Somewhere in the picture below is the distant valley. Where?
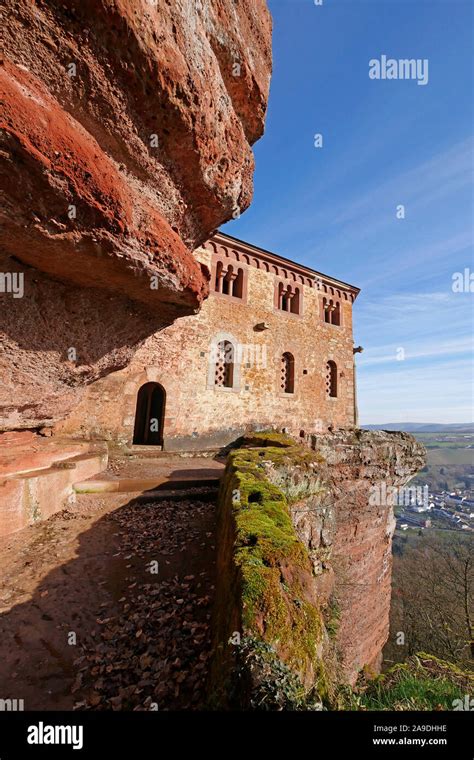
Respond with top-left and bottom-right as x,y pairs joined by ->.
362,422 -> 474,433
362,424 -> 474,489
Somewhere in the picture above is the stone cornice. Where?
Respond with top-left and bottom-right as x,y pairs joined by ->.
202,231 -> 360,302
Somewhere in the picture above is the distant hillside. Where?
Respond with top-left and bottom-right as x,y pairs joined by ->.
362,423 -> 474,433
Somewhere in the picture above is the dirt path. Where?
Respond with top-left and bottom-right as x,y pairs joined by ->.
0,459 -> 219,710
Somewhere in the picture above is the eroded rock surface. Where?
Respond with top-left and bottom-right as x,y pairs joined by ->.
211,430 -> 426,705
305,429 -> 426,683
0,0 -> 272,428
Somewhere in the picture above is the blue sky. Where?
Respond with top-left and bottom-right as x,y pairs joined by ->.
222,0 -> 473,424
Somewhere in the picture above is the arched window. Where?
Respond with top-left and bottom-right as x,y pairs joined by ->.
323,297 -> 331,323
290,287 -> 300,314
281,352 -> 295,394
233,268 -> 244,298
326,360 -> 337,398
323,298 -> 341,325
277,282 -> 301,314
278,282 -> 288,311
222,265 -> 233,296
215,340 -> 234,388
214,260 -> 224,292
213,260 -> 246,300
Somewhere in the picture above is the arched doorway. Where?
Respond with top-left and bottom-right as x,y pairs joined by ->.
133,382 -> 166,445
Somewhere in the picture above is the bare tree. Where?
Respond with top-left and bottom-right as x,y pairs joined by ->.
386,532 -> 473,667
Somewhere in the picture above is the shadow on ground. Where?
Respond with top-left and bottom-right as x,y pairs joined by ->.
0,486 -> 217,711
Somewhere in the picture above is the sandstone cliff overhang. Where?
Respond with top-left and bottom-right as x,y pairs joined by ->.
0,0 -> 272,429
0,0 -> 272,315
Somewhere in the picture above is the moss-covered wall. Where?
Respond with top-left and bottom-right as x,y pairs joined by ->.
209,432 -> 334,709
209,429 -> 426,707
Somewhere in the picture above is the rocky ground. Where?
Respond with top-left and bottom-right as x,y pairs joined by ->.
0,460 -> 218,710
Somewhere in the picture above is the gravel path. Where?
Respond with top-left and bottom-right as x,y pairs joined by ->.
0,474 -> 218,711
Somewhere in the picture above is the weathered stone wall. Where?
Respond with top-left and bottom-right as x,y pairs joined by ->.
0,0 -> 272,429
55,239 -> 357,448
209,433 -> 329,709
209,430 -> 425,706
0,258 -> 168,430
299,429 -> 426,683
0,432 -> 108,537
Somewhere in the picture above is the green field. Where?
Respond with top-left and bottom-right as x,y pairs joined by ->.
409,433 -> 473,490
426,448 -> 474,465
413,433 -> 474,466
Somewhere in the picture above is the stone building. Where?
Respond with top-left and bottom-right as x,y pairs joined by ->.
56,232 -> 360,450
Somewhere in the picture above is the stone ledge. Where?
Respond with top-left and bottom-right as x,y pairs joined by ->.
0,435 -> 108,536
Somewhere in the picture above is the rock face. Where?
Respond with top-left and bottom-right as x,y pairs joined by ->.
210,433 -> 329,709
303,429 -> 426,683
0,0 -> 272,429
211,430 -> 425,706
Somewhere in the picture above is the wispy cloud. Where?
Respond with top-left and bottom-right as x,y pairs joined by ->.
224,1 -> 473,424
360,230 -> 473,288
331,137 -> 473,228
358,357 -> 474,424
356,288 -> 473,422
358,337 -> 473,367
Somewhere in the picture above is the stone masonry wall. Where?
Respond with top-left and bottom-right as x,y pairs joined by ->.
55,241 -> 358,449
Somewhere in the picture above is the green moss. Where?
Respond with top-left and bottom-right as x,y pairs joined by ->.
240,430 -> 298,448
325,596 -> 341,640
213,438 -> 329,704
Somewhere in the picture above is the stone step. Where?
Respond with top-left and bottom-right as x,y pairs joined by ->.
73,474 -> 221,494
119,485 -> 219,503
0,432 -> 99,479
123,444 -> 163,455
0,446 -> 108,537
121,446 -> 221,459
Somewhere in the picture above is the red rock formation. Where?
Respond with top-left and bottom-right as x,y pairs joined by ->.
302,429 -> 426,683
0,0 -> 272,428
211,430 -> 426,704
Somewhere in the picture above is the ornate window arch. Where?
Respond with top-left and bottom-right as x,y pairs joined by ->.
322,297 -> 341,326
212,257 -> 247,300
281,352 -> 295,394
275,281 -> 303,315
207,332 -> 241,391
326,360 -> 337,398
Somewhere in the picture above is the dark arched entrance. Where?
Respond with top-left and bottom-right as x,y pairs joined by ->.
133,382 -> 165,445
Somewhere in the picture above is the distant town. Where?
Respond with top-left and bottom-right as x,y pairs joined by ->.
364,425 -> 474,534
396,487 -> 474,533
